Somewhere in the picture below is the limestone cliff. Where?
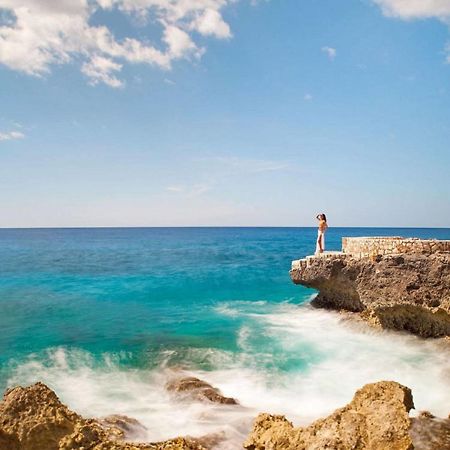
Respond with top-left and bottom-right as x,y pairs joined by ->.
290,247 -> 450,338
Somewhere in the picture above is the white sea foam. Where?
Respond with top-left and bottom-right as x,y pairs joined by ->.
5,301 -> 450,449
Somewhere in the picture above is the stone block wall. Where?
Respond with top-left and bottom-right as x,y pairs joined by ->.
342,237 -> 450,258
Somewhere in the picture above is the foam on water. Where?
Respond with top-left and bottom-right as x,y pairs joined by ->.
5,301 -> 450,449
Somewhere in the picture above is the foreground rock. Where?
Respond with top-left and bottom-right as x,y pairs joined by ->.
166,376 -> 238,405
244,381 -> 415,450
2,380 -> 448,449
0,382 -> 207,450
290,252 -> 450,338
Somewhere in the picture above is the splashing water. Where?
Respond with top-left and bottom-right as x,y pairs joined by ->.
1,228 -> 449,448
5,301 -> 450,448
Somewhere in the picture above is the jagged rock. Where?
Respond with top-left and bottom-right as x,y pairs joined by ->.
0,382 -> 83,450
244,381 -> 415,450
290,253 -> 450,337
0,382 -> 207,450
166,376 -> 238,405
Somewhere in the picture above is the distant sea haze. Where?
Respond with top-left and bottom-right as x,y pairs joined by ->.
1,227 -> 449,447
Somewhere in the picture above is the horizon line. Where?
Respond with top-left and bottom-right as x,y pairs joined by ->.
0,226 -> 449,230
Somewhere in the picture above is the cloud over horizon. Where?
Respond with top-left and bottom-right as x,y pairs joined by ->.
0,0 -> 235,87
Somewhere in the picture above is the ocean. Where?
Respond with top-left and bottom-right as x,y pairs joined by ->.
0,227 -> 449,447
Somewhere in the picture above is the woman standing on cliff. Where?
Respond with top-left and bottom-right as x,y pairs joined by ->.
316,214 -> 328,254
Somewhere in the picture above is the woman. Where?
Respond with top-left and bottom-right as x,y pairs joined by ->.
315,213 -> 328,254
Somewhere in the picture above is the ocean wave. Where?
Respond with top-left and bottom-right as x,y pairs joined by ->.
4,303 -> 450,448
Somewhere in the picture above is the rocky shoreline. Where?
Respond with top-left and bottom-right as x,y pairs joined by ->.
2,236 -> 449,449
290,237 -> 450,338
1,378 -> 449,450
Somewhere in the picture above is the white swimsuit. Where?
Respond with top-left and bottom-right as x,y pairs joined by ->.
316,228 -> 325,254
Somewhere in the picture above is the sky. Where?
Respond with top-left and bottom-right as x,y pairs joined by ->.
0,0 -> 450,228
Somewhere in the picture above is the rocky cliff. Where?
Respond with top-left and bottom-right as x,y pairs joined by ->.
290,250 -> 450,338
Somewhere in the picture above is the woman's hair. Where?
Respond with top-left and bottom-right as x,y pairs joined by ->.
321,213 -> 327,222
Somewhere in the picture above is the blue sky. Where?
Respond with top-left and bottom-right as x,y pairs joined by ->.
1,0 -> 449,227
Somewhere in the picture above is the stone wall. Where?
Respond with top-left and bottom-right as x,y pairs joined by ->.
342,237 -> 450,258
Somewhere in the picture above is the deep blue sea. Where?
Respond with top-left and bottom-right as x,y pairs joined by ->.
1,227 -> 449,447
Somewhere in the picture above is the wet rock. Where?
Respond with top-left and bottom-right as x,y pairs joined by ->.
244,381 -> 415,450
99,415 -> 148,441
166,376 -> 238,405
290,253 -> 450,337
0,382 -> 207,450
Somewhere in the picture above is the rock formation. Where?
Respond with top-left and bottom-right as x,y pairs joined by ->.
166,376 -> 238,405
1,380 -> 448,450
290,250 -> 450,338
244,381 -> 416,450
0,382 -> 207,450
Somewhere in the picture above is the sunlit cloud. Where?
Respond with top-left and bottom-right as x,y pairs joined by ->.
372,0 -> 450,63
0,0 -> 239,87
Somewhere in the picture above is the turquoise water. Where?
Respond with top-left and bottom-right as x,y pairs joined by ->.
1,227 -> 449,447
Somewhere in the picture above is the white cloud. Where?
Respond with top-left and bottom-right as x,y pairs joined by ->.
0,0 -> 236,87
372,1 -> 450,63
189,8 -> 232,38
81,56 -> 124,87
372,0 -> 450,20
321,46 -> 336,60
0,130 -> 25,141
304,93 -> 313,101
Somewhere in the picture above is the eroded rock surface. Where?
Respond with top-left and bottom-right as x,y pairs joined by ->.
0,382 -> 207,450
290,253 -> 450,337
244,381 -> 415,450
166,376 -> 238,405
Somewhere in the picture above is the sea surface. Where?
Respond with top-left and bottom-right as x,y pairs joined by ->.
1,227 -> 449,447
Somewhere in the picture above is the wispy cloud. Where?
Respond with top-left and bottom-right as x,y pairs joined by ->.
0,130 -> 25,141
321,46 -> 336,60
0,0 -> 241,88
166,183 -> 211,197
304,93 -> 313,101
207,156 -> 289,174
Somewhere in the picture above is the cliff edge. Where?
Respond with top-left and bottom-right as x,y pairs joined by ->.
290,237 -> 450,338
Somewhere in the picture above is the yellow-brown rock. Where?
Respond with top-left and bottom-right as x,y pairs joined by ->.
244,381 -> 414,450
0,382 -> 207,450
